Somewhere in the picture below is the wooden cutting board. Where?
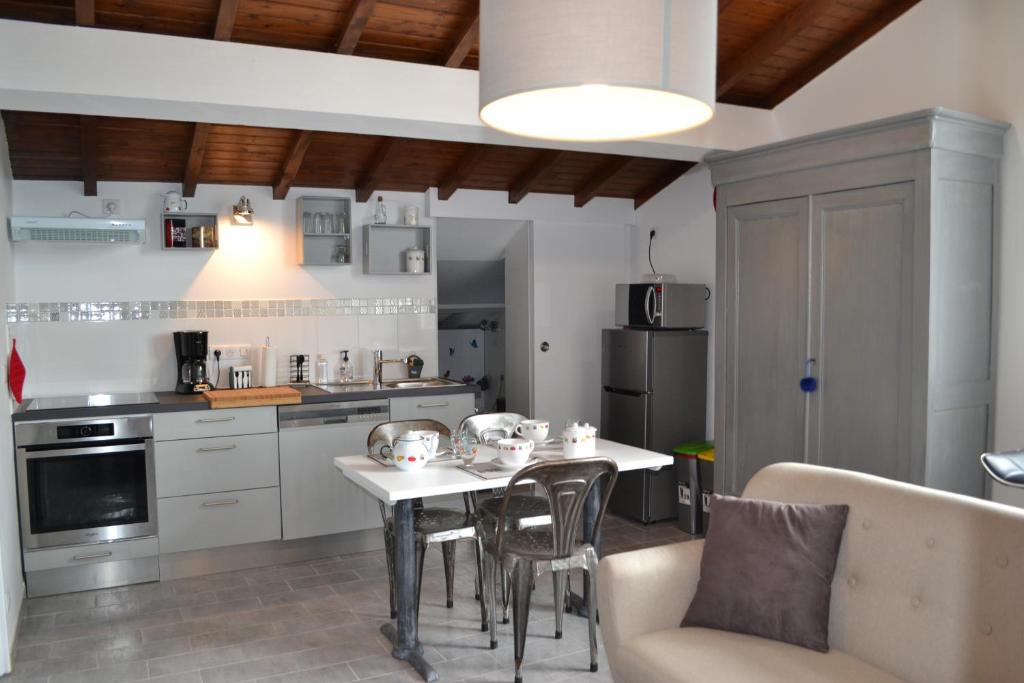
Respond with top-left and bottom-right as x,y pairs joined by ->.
204,386 -> 302,409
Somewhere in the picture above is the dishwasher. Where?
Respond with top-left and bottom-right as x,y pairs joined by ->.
278,399 -> 389,540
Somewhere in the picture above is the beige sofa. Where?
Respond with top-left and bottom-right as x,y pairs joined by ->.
598,463 -> 1024,683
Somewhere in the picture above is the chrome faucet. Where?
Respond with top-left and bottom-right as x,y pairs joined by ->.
373,349 -> 407,387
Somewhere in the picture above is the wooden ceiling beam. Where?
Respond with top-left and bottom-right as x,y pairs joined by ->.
508,150 -> 564,204
633,161 -> 695,209
717,0 -> 840,99
355,137 -> 402,203
574,156 -> 633,208
443,12 -> 479,68
336,0 -> 378,54
213,0 -> 239,41
438,144 -> 487,200
763,0 -> 923,108
718,0 -> 735,12
79,115 -> 97,196
273,130 -> 314,200
182,123 -> 211,198
75,0 -> 95,26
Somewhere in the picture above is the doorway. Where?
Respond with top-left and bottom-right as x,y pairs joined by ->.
435,218 -> 529,414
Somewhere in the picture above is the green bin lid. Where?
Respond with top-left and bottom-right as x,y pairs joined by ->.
673,440 -> 714,457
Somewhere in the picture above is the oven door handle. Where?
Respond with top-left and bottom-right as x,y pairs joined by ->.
17,441 -> 150,461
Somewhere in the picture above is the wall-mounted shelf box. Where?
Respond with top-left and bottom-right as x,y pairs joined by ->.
363,223 -> 431,275
162,213 -> 219,250
297,196 -> 351,266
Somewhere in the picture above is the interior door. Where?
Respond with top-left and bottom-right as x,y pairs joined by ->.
807,183 -> 914,481
531,221 -> 626,430
723,197 -> 810,494
504,223 -> 533,417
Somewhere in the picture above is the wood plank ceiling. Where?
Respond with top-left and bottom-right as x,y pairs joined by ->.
0,0 -> 922,108
0,111 -> 695,207
0,0 -> 921,203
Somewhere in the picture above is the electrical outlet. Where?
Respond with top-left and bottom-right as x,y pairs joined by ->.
211,344 -> 251,363
102,199 -> 120,216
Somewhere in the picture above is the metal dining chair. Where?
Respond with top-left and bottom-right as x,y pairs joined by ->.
478,457 -> 619,683
459,413 -> 554,622
368,419 -> 488,631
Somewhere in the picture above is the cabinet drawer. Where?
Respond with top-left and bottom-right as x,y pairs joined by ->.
24,537 -> 159,572
158,487 -> 281,554
156,433 -> 279,498
154,407 -> 277,442
389,393 -> 476,434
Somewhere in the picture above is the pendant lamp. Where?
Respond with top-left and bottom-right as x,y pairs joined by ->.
479,0 -> 717,142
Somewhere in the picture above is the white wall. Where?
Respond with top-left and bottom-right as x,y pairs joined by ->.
769,0 -> 1024,453
9,181 -> 440,393
0,114 -> 20,674
628,166 -> 717,438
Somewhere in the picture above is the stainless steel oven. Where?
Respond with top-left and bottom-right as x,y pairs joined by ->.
15,415 -> 157,550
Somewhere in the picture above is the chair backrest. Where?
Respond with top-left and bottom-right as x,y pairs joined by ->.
459,412 -> 527,444
366,419 -> 451,454
743,462 -> 1024,683
498,457 -> 618,558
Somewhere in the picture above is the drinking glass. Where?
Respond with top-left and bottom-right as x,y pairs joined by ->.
453,432 -> 479,466
302,212 -> 313,234
314,213 -> 326,234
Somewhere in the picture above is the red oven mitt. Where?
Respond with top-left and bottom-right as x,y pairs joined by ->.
8,339 -> 25,404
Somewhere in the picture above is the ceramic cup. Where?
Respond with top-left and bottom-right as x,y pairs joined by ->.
495,437 -> 534,468
405,248 -> 425,274
515,419 -> 549,443
391,433 -> 429,472
407,430 -> 439,459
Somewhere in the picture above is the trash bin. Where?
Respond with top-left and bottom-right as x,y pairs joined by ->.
673,441 -> 714,535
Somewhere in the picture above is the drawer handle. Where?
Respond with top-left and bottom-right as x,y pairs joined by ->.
72,551 -> 113,561
202,499 -> 240,508
417,402 -> 449,408
196,416 -> 236,424
197,444 -> 238,453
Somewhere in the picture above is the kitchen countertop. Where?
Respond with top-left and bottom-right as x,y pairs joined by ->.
12,382 -> 479,422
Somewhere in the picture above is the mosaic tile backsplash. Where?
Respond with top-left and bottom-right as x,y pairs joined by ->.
6,297 -> 436,323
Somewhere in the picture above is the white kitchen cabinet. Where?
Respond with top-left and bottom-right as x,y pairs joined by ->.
155,433 -> 280,498
157,487 -> 282,554
154,407 -> 276,441
389,392 -> 476,433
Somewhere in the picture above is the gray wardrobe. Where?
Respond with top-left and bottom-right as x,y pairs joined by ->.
707,109 -> 1007,498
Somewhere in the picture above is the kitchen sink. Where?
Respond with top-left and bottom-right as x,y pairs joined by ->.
314,377 -> 464,393
383,377 -> 464,389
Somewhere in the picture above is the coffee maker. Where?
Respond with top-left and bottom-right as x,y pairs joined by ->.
173,331 -> 211,394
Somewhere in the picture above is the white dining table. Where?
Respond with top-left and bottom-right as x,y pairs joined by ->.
334,439 -> 673,682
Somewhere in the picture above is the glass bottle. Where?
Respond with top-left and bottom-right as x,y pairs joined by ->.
338,350 -> 354,383
316,354 -> 330,384
373,196 -> 388,224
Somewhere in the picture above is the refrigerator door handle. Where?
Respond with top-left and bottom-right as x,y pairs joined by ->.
603,386 -> 646,397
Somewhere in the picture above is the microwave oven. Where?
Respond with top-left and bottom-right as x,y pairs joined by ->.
615,283 -> 706,329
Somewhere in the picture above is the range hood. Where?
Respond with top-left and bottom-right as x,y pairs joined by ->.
9,216 -> 147,244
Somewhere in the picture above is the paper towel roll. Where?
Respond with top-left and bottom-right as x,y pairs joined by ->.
259,339 -> 278,387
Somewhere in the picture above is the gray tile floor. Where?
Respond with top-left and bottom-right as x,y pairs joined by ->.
3,515 -> 690,683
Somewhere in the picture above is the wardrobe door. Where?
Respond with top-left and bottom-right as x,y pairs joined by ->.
807,183 -> 915,481
722,197 -> 810,494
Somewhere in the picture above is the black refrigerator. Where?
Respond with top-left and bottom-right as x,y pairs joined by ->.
601,328 -> 708,523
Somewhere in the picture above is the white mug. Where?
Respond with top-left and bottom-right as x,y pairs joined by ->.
405,248 -> 425,274
163,191 -> 188,213
496,437 -> 534,468
516,419 -> 549,443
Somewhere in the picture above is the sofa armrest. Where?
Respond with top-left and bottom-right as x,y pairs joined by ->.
598,540 -> 704,655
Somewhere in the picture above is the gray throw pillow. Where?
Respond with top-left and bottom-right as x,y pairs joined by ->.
681,494 -> 849,652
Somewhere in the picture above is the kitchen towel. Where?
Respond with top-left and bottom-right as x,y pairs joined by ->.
259,341 -> 278,387
8,339 -> 25,404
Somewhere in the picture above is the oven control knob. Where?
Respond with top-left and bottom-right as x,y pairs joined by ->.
79,426 -> 93,437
